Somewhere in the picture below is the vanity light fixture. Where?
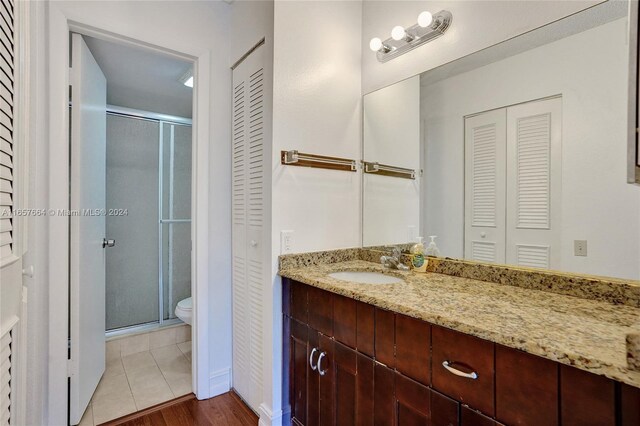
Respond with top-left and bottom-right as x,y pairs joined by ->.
369,10 -> 452,63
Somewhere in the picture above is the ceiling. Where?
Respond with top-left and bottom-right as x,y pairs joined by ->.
84,36 -> 193,118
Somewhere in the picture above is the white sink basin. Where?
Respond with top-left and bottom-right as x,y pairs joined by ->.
328,271 -> 404,284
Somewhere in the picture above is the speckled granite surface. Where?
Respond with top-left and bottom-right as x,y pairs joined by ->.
279,252 -> 640,388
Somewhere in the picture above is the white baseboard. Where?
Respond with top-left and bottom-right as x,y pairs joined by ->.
258,403 -> 285,426
208,368 -> 231,397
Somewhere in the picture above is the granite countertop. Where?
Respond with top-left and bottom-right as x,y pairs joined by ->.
279,259 -> 640,388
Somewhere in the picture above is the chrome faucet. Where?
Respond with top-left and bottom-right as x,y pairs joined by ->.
380,247 -> 410,271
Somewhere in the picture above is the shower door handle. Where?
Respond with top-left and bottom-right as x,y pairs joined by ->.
102,238 -> 116,248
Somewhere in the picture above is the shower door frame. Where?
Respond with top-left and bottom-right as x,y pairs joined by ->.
46,10 -> 219,423
104,106 -> 192,337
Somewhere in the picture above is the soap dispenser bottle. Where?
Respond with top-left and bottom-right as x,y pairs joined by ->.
425,235 -> 441,257
410,237 -> 428,272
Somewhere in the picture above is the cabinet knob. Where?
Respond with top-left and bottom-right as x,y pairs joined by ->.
480,232 -> 486,238
317,352 -> 328,376
309,347 -> 318,371
250,240 -> 258,247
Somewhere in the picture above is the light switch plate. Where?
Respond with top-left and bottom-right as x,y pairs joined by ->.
574,240 -> 587,257
281,230 -> 294,254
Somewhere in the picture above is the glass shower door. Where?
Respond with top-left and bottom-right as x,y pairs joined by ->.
160,122 -> 192,321
105,113 -> 192,332
105,115 -> 160,330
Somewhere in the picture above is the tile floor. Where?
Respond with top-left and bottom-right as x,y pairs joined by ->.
78,326 -> 192,426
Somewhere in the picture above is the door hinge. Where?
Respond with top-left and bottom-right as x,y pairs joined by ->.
67,358 -> 74,378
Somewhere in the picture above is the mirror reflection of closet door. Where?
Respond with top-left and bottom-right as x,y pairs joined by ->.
464,109 -> 507,264
505,98 -> 561,269
464,97 -> 561,269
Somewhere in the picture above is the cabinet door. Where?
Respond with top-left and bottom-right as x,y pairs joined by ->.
430,390 -> 459,426
357,353 -> 375,426
374,362 -> 396,425
395,372 -> 430,425
495,345 -> 558,425
318,333 -> 335,426
290,319 -> 309,426
560,365 -> 615,426
461,406 -> 499,426
307,330 -> 320,426
333,341 -> 358,426
621,383 -> 640,426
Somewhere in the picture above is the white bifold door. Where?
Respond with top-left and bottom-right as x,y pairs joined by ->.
465,97 -> 561,269
69,33 -> 108,425
231,44 -> 266,412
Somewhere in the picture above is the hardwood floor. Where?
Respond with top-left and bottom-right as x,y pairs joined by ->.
100,392 -> 259,426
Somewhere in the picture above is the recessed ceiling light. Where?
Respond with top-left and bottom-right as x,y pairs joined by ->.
179,69 -> 193,88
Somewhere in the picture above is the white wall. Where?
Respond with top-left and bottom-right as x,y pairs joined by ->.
362,0 -> 603,94
230,0 -> 274,64
363,75 -> 420,245
422,18 -> 640,280
270,0 -> 362,422
43,2 -> 232,423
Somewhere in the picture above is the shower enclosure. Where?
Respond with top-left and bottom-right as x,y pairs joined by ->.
105,107 -> 192,333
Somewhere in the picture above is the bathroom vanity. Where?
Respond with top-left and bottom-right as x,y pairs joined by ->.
280,249 -> 640,426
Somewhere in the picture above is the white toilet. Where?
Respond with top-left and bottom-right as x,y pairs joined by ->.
175,297 -> 192,325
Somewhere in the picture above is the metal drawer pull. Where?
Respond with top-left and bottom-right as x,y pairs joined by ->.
442,361 -> 478,380
317,352 -> 328,376
309,348 -> 318,371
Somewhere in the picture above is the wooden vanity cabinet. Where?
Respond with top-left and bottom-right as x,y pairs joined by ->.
283,279 -> 631,426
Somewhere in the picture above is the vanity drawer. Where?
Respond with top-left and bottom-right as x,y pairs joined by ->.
308,286 -> 333,336
432,325 -> 495,417
333,294 -> 357,349
395,313 -> 430,386
290,280 -> 308,323
374,308 -> 395,368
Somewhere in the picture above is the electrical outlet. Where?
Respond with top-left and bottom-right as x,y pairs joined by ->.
574,240 -> 588,257
281,230 -> 294,254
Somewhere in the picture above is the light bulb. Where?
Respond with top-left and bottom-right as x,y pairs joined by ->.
418,11 -> 433,28
369,37 -> 383,52
391,25 -> 406,41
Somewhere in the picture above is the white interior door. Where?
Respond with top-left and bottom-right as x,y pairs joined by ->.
506,97 -> 562,269
464,109 -> 507,263
231,44 -> 265,412
69,33 -> 107,425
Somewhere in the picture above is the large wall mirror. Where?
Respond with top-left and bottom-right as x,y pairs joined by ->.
362,1 -> 640,280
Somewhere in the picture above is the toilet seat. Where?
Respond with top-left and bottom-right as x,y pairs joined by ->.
175,297 -> 192,325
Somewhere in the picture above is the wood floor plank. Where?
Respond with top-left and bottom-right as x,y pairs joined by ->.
100,392 -> 258,426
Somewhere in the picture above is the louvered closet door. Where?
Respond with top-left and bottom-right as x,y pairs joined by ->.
231,44 -> 265,412
505,98 -> 561,269
0,0 -> 14,261
464,109 -> 507,264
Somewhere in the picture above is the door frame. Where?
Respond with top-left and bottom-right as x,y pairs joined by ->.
47,11 -> 212,425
